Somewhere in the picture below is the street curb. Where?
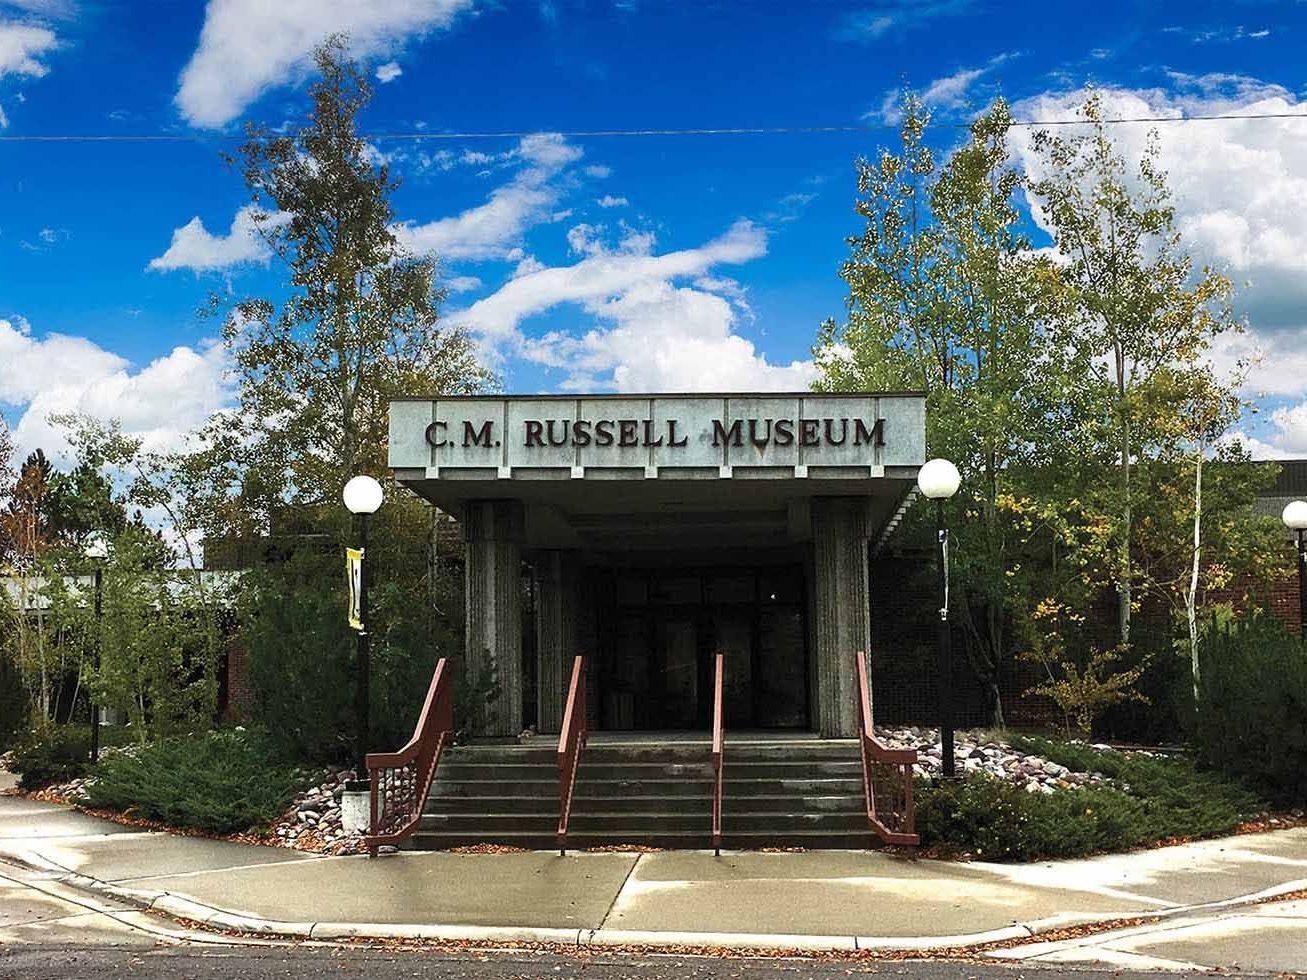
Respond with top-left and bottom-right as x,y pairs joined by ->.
5,844 -> 1306,954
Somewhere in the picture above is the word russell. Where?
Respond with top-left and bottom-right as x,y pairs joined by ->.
425,417 -> 886,450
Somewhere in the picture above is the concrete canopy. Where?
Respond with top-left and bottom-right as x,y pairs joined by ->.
389,393 -> 925,552
388,392 -> 926,737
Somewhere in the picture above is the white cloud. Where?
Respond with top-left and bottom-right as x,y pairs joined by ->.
375,60 -> 402,83
394,133 -> 583,260
566,222 -> 606,257
175,0 -> 474,128
1207,329 -> 1307,400
1224,431 -> 1292,461
1266,402 -> 1307,454
596,194 -> 628,208
0,19 -> 56,77
0,317 -> 231,460
584,165 -> 611,179
0,316 -> 126,405
1011,79 -> 1307,405
449,219 -> 815,391
874,51 -> 1016,122
0,17 -> 59,126
148,204 -> 282,273
445,274 -> 481,293
837,2 -> 974,42
1228,400 -> 1307,460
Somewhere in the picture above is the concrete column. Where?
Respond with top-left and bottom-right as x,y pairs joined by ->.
811,497 -> 872,738
462,500 -> 525,737
534,549 -> 584,734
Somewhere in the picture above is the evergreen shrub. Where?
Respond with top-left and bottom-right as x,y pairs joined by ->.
84,729 -> 307,834
1195,615 -> 1307,803
917,738 -> 1264,861
9,726 -> 90,790
236,516 -> 463,766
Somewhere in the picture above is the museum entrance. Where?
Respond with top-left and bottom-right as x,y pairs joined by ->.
594,564 -> 809,731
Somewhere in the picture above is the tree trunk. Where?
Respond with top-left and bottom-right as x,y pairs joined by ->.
1116,345 -> 1132,648
1187,447 -> 1203,702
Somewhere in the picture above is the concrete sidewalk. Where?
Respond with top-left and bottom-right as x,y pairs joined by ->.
1,792 -> 1305,967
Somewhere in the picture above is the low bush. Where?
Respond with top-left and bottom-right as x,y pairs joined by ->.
1010,734 -> 1263,826
9,726 -> 90,791
917,738 -> 1266,861
1195,615 -> 1307,804
84,729 -> 309,834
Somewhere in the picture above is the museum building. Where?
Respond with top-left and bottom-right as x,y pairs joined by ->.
387,391 -> 925,741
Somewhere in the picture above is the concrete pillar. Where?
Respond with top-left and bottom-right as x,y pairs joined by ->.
534,549 -> 584,734
462,500 -> 524,737
811,497 -> 872,738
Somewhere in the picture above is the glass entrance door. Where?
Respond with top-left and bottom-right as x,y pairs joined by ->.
598,565 -> 808,730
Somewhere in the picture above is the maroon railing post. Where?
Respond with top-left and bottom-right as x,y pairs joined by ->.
711,652 -> 725,856
557,655 -> 588,855
855,651 -> 920,847
364,657 -> 455,856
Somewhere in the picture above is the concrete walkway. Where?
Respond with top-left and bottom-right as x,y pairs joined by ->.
1,792 -> 1305,969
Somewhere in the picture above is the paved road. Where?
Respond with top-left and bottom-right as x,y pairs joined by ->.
0,945 -> 1290,980
2,790 -> 1306,972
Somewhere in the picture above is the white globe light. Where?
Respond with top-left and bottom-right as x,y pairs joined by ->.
917,458 -> 961,500
342,475 -> 384,515
83,535 -> 109,560
1283,500 -> 1307,531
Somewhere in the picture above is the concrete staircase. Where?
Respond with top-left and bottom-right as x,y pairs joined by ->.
414,737 -> 874,850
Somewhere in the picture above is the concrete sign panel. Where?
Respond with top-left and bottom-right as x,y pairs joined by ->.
390,393 -> 924,482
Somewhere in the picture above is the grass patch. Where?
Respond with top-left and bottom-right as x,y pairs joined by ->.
84,728 -> 310,835
916,735 -> 1268,862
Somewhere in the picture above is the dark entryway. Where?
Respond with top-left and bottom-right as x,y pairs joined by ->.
594,565 -> 809,731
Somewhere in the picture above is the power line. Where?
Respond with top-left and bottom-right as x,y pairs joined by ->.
1,111 -> 1306,143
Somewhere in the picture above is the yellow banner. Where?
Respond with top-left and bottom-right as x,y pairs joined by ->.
346,547 -> 364,631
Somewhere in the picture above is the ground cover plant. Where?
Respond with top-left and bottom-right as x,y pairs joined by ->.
916,735 -> 1267,861
83,728 -> 310,835
8,725 -> 90,791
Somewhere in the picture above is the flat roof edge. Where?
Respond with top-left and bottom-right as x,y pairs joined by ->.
391,390 -> 927,402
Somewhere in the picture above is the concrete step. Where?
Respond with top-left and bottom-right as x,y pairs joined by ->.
409,828 -> 882,850
431,779 -> 558,798
417,739 -> 881,851
437,740 -> 861,763
420,810 -> 869,834
428,794 -> 861,816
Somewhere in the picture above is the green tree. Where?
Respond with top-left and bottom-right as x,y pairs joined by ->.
168,40 -> 489,762
1026,92 -> 1244,649
815,97 -> 1068,724
38,528 -> 225,740
200,36 -> 488,534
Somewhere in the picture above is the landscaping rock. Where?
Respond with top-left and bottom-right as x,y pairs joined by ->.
875,726 -> 1107,792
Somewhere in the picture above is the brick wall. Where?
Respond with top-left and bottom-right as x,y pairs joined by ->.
1204,569 -> 1303,635
220,636 -> 255,721
1266,570 -> 1304,634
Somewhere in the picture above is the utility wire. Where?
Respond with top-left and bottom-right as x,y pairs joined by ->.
1,111 -> 1306,143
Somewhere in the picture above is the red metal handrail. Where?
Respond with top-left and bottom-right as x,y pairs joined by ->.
856,651 -> 920,846
557,655 -> 588,855
711,652 -> 725,856
365,657 -> 454,857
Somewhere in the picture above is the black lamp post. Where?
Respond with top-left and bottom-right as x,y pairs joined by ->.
343,475 -> 384,781
1283,501 -> 1307,636
83,535 -> 108,763
917,458 -> 962,779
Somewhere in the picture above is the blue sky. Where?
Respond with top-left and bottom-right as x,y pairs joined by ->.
1,0 -> 1305,463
